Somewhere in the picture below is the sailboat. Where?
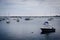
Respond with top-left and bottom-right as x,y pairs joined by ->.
6,13 -> 10,24
41,21 -> 55,34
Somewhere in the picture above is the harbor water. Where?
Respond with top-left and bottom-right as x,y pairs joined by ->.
0,16 -> 60,40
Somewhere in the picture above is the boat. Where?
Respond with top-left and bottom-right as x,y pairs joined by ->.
0,18 -> 5,21
41,21 -> 55,34
48,18 -> 53,21
16,18 -> 20,22
55,15 -> 60,17
6,20 -> 10,24
41,27 -> 55,33
25,18 -> 30,20
17,19 -> 19,22
0,19 -> 2,21
2,18 -> 5,20
25,17 -> 33,21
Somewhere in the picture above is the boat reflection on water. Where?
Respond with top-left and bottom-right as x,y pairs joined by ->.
41,29 -> 55,40
41,33 -> 51,40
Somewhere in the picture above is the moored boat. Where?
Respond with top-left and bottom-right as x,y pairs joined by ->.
6,20 -> 10,24
41,21 -> 56,34
41,27 -> 55,33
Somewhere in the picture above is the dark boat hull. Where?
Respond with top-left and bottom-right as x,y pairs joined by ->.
41,28 -> 55,34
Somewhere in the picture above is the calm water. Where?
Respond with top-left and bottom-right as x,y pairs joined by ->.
0,16 -> 60,40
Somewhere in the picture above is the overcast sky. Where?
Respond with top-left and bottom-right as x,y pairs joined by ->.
0,0 -> 60,16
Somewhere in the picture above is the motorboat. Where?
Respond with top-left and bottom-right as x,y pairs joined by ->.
41,27 -> 55,34
41,21 -> 55,34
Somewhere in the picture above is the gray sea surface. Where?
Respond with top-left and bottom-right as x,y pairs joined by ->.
0,16 -> 60,40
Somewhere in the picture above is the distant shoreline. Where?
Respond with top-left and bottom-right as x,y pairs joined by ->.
0,16 -> 60,18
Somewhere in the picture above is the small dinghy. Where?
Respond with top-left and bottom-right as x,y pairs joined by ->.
41,21 -> 55,34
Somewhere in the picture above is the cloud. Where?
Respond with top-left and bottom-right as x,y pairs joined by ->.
0,0 -> 60,16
